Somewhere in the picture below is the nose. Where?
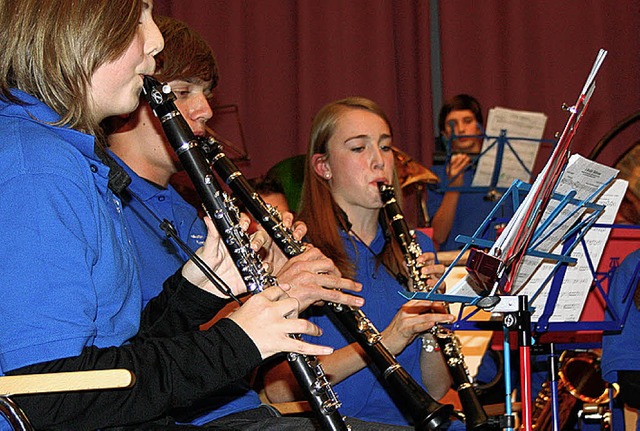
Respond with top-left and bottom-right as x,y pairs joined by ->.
459,122 -> 473,136
145,17 -> 165,58
188,93 -> 214,125
371,147 -> 386,170
454,121 -> 469,136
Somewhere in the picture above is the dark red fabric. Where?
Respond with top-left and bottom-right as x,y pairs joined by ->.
155,0 -> 640,179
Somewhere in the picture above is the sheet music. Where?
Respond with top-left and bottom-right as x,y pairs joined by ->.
448,155 -> 626,322
472,107 -> 547,188
514,176 -> 627,322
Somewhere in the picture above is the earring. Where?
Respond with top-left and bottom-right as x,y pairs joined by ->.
324,173 -> 331,179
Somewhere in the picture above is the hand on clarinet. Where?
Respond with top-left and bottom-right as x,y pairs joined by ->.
415,251 -> 446,292
276,244 -> 364,311
380,300 -> 455,356
181,215 -> 250,296
248,210 -> 305,275
250,214 -> 365,312
228,284 -> 335,360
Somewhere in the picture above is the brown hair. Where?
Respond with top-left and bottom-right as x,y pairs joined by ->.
438,94 -> 484,135
153,15 -> 219,91
298,97 -> 405,280
0,0 -> 143,136
104,14 -> 219,137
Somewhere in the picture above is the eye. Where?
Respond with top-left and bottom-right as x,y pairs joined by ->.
172,89 -> 190,99
379,135 -> 392,151
139,1 -> 151,24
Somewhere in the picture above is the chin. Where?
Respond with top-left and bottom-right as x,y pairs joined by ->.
130,98 -> 141,112
121,96 -> 141,116
454,141 -> 480,153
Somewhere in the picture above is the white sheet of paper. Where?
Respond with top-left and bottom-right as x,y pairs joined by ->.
513,177 -> 627,322
472,107 -> 547,188
448,154 -> 626,325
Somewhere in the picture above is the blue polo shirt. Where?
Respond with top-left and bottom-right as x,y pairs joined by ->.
602,249 -> 640,431
602,249 -> 640,382
427,166 -> 514,251
600,249 -> 640,431
305,226 -> 436,426
110,155 -> 207,305
111,154 -> 261,423
0,91 -> 141,374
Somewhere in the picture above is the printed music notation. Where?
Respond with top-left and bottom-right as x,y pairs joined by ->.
511,158 -> 627,322
449,154 -> 627,323
472,107 -> 548,188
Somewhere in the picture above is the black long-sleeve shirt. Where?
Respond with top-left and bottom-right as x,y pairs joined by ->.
7,271 -> 261,430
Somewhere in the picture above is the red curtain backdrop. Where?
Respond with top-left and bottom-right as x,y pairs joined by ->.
438,1 -> 640,172
155,0 -> 433,179
155,0 -> 640,180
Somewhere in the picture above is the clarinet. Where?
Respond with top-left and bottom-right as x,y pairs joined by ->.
141,76 -> 349,431
378,183 -> 492,431
432,328 -> 494,431
203,139 -> 454,431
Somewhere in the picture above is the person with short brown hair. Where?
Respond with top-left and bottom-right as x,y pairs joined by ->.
428,94 -> 514,251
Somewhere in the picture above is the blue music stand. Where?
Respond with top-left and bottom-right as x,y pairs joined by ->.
434,126 -> 556,197
402,178 -> 632,431
403,175 -> 611,308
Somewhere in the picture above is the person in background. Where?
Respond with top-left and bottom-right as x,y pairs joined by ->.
265,155 -> 306,213
427,94 -> 513,251
602,248 -> 640,431
0,2 -> 364,429
245,176 -> 292,233
262,97 -> 456,429
106,14 -> 217,306
250,176 -> 291,214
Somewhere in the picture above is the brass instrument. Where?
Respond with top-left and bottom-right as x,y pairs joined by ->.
391,146 -> 439,227
531,351 -> 618,431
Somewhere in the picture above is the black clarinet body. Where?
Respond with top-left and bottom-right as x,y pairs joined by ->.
142,76 -> 348,431
378,183 -> 491,431
377,184 -> 431,293
205,141 -> 453,431
432,328 -> 492,431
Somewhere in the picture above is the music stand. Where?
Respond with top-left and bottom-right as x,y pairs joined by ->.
404,172 -> 626,431
433,126 -> 555,198
428,129 -> 554,252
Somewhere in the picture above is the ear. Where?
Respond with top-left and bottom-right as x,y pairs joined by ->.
311,153 -> 331,179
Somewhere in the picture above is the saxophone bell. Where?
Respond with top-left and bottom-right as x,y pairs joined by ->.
531,350 -> 619,431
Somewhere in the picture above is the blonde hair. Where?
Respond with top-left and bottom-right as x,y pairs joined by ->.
299,97 -> 405,280
0,0 -> 142,136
